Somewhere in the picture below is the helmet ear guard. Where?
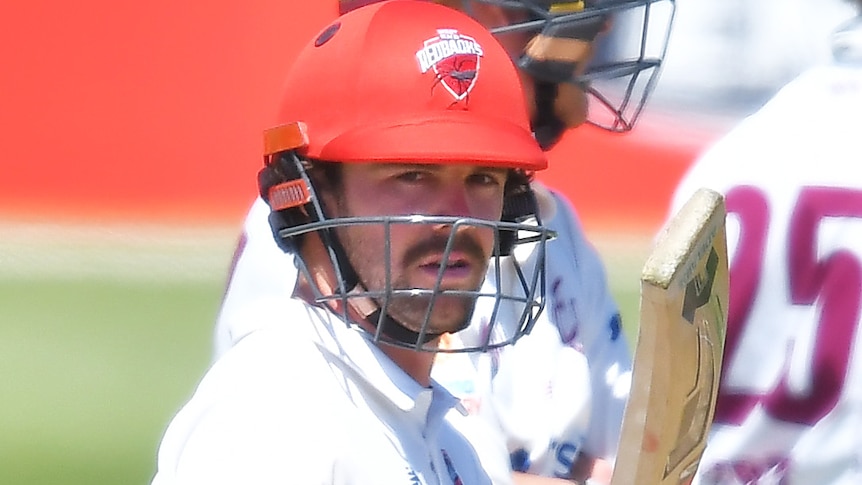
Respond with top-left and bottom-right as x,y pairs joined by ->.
497,173 -> 542,256
258,122 -> 361,290
258,123 -> 315,254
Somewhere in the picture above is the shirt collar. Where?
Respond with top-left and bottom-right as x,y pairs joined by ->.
305,305 -> 464,423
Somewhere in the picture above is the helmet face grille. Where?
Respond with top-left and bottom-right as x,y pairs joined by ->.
581,0 -> 675,132
282,213 -> 553,353
485,0 -> 677,132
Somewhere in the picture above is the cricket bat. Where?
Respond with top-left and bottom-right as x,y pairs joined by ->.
610,188 -> 729,485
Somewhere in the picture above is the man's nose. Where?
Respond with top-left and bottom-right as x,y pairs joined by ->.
431,185 -> 473,218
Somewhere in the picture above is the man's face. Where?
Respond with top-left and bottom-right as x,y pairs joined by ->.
322,162 -> 508,335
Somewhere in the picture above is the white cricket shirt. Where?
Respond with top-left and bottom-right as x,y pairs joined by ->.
672,61 -> 862,484
154,297 -> 508,484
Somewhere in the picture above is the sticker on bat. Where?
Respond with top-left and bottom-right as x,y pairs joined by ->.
682,248 -> 719,324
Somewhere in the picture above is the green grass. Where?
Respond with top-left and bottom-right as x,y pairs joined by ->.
0,222 -> 647,485
0,278 -> 223,484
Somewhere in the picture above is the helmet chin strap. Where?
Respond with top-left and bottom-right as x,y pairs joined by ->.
366,308 -> 442,347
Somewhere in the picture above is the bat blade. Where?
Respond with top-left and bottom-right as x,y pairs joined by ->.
610,188 -> 729,485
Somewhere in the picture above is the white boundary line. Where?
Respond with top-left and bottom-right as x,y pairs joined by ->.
0,221 -> 239,282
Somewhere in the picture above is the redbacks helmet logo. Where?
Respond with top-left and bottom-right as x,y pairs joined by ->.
415,29 -> 483,101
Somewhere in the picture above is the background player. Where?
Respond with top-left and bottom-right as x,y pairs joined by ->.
214,1 -> 675,483
153,2 -> 549,482
668,1 -> 862,482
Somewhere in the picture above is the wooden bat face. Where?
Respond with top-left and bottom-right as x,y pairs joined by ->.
611,188 -> 729,485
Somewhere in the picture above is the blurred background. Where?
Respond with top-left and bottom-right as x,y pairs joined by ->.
0,1 -> 855,483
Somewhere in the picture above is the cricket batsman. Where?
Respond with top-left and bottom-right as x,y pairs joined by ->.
214,1 -> 676,483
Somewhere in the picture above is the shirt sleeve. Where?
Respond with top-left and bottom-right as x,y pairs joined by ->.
213,197 -> 298,360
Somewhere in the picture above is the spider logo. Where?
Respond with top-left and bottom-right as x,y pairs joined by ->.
415,29 -> 483,101
432,55 -> 478,102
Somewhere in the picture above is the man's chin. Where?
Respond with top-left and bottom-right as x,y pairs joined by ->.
387,297 -> 475,335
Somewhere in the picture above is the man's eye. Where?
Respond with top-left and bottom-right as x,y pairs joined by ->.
469,173 -> 504,186
396,171 -> 428,182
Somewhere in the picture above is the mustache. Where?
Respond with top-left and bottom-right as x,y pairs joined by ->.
401,233 -> 486,268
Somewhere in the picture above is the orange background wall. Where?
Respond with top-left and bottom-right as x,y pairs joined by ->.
0,1 -> 716,233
